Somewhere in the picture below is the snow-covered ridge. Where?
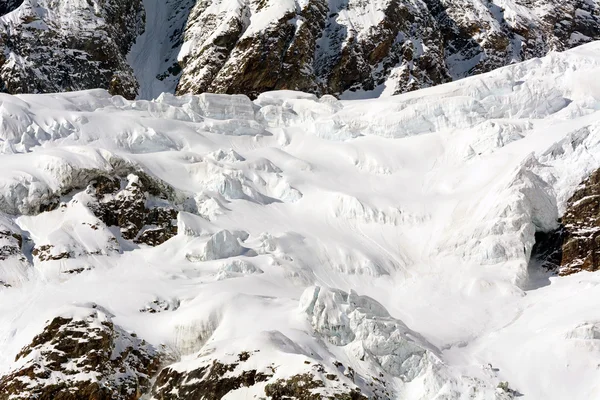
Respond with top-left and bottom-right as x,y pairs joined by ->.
0,43 -> 599,399
2,0 -> 599,99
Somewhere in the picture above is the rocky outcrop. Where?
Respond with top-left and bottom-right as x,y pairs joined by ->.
533,168 -> 600,275
426,0 -> 600,79
88,174 -> 178,246
0,215 -> 30,288
176,0 -> 450,98
174,0 -> 600,98
152,357 -> 272,400
0,306 -> 161,400
4,0 -> 599,99
151,350 -> 368,400
0,0 -> 145,99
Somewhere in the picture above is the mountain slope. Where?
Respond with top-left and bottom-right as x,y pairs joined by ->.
1,0 -> 599,99
0,0 -> 145,98
172,0 -> 600,99
0,43 -> 599,399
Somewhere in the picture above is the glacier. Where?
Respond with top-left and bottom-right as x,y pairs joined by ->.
0,42 -> 599,399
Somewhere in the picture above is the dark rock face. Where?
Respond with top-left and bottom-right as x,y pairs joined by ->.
0,0 -> 145,99
557,169 -> 600,275
0,218 -> 30,288
532,169 -> 600,275
0,229 -> 24,263
427,0 -> 600,79
153,359 -> 271,400
175,0 -> 600,99
2,0 -> 599,99
152,351 -> 368,400
0,0 -> 22,15
177,0 -> 452,98
0,307 -> 161,400
88,174 -> 178,246
264,373 -> 368,400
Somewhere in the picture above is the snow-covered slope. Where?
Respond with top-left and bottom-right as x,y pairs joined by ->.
0,43 -> 599,399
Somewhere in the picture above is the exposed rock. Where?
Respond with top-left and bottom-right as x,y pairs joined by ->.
151,350 -> 367,400
533,168 -> 600,275
139,298 -> 180,314
426,0 -> 600,79
31,244 -> 71,262
0,0 -> 145,99
0,306 -> 161,400
2,0 -> 599,99
0,228 -> 24,262
88,174 -> 178,246
265,373 -> 367,400
174,0 -> 600,98
0,214 -> 30,287
176,0 -> 450,98
152,359 -> 271,400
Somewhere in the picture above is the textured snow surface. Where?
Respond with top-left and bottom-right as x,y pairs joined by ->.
0,43 -> 600,398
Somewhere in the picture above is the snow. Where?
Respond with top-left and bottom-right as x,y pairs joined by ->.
0,42 -> 599,398
128,0 -> 195,100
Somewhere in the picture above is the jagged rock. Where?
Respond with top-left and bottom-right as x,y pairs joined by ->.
264,373 -> 367,400
152,359 -> 272,400
426,0 -> 600,79
0,229 -> 23,262
139,298 -> 180,314
2,0 -> 599,99
176,0 -> 450,98
151,349 -> 367,400
88,174 -> 178,246
0,0 -> 145,99
0,213 -> 30,287
31,244 -> 71,262
533,168 -> 600,275
560,169 -> 600,274
174,0 -> 600,98
0,306 -> 161,400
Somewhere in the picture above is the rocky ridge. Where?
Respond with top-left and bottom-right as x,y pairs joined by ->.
2,0 -> 600,99
0,305 -> 161,400
0,0 -> 145,99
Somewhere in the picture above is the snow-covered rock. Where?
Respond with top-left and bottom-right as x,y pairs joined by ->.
0,44 -> 599,399
0,304 -> 161,399
0,0 -> 144,98
3,0 -> 599,100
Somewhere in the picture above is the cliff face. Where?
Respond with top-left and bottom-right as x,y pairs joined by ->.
534,168 -> 600,276
174,0 -> 451,98
0,0 -> 145,99
1,0 -> 599,98
173,0 -> 600,98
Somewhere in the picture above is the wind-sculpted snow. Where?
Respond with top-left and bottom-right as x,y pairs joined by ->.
0,44 -> 600,399
300,286 -> 435,379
